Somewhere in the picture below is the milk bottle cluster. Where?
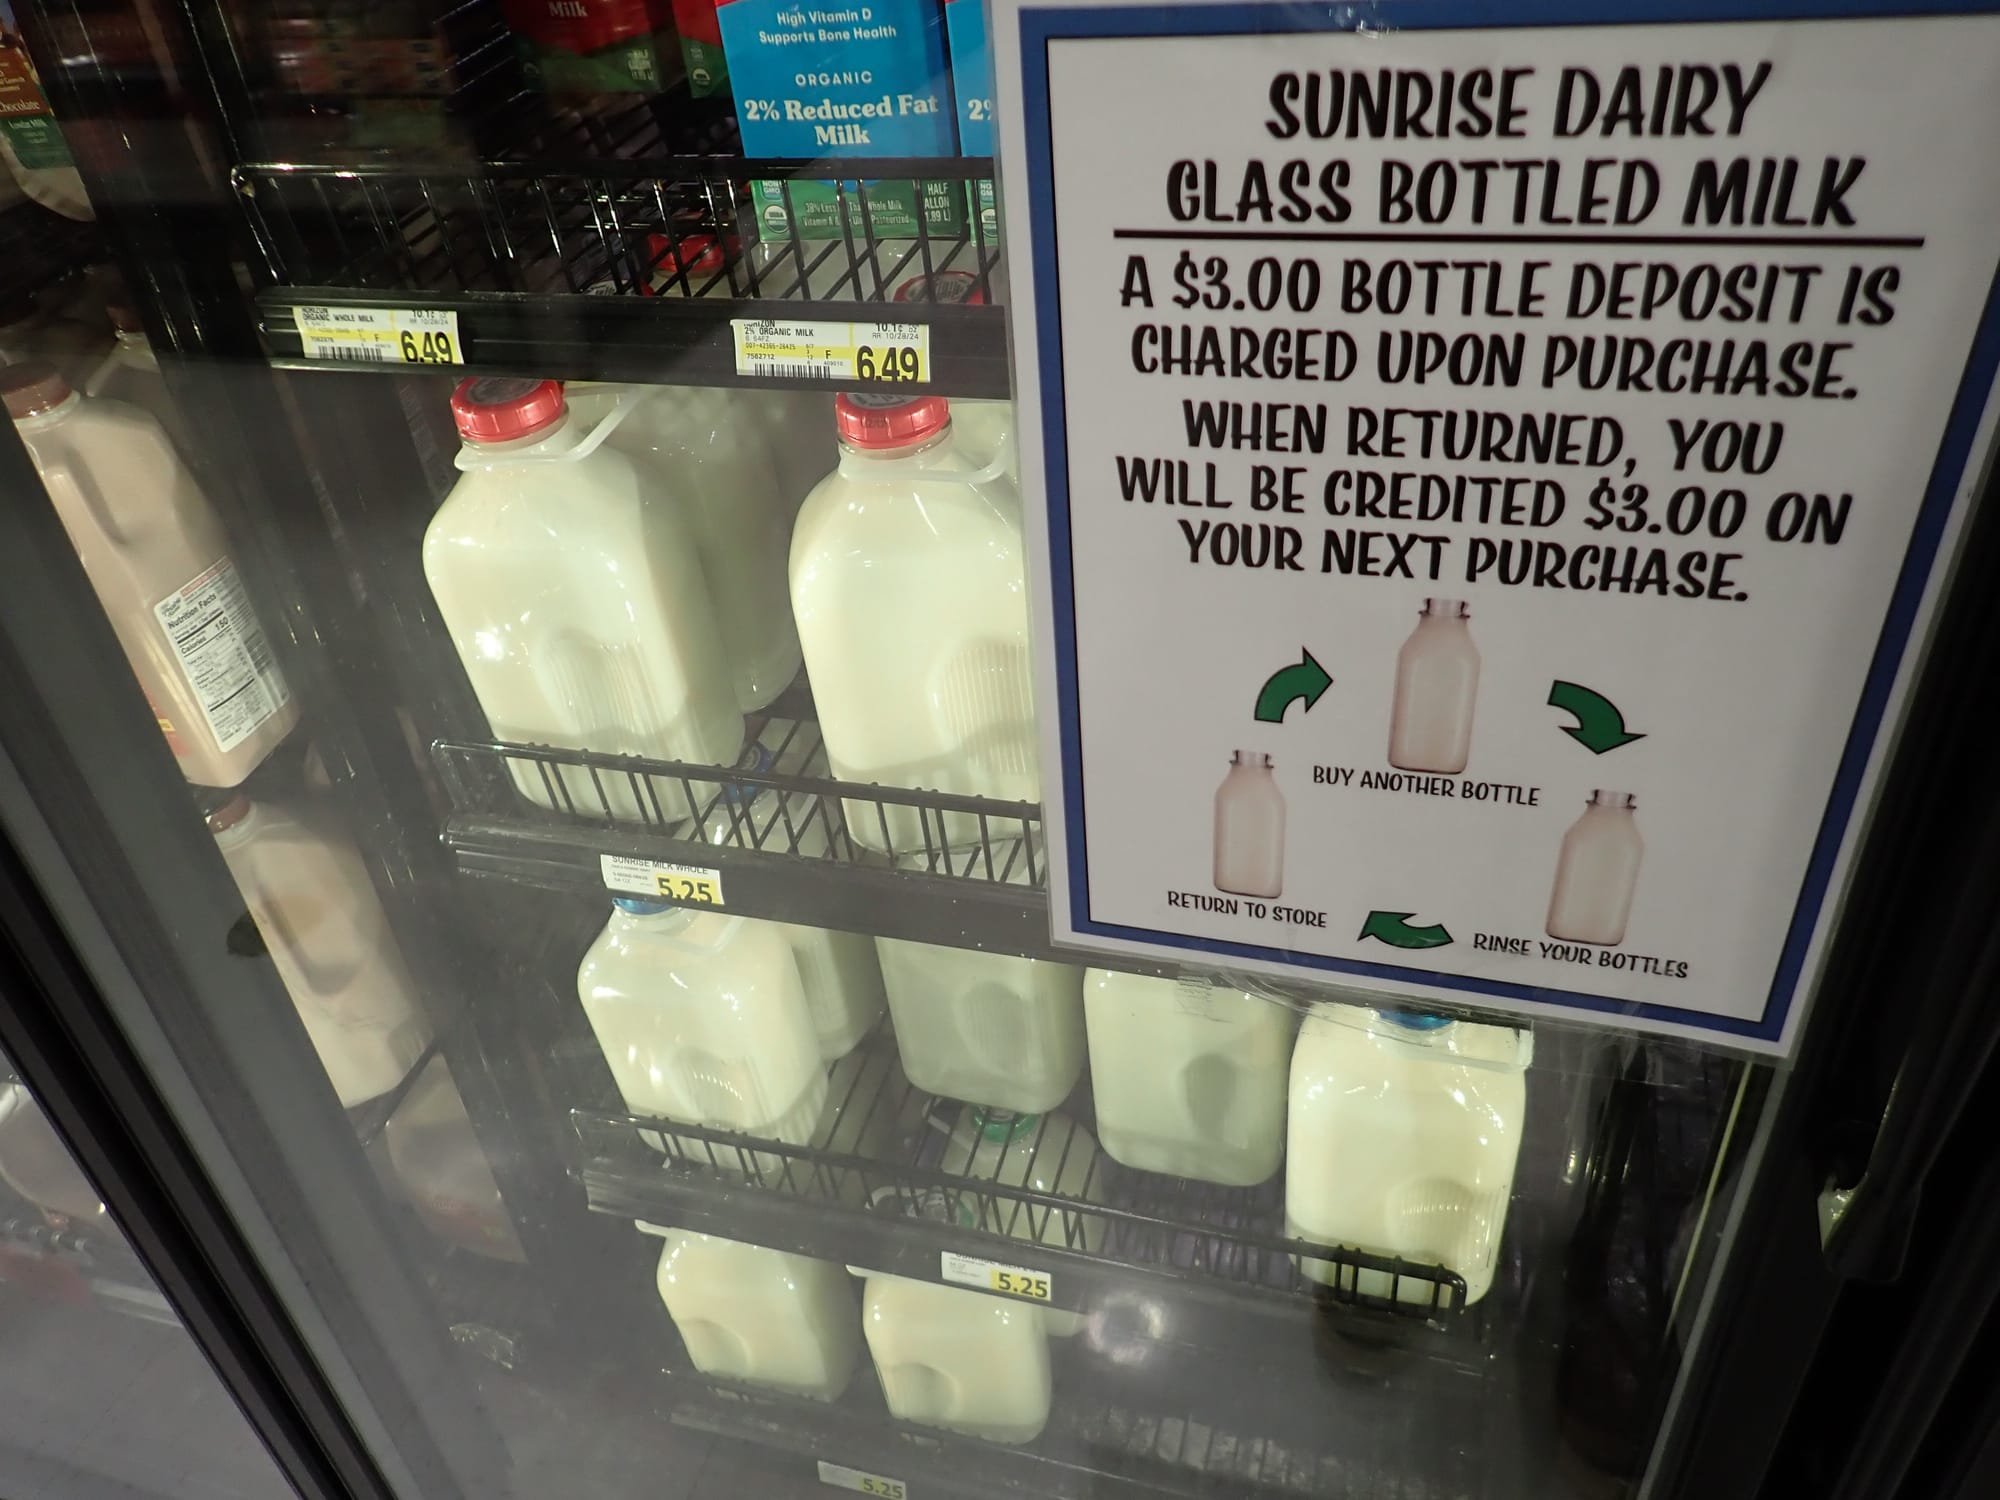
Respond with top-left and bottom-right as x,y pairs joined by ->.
5,359 -> 298,789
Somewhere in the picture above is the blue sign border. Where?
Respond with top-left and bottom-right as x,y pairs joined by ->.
1015,0 -> 2000,1042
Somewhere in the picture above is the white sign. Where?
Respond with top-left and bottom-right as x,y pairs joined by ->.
992,2 -> 2000,1053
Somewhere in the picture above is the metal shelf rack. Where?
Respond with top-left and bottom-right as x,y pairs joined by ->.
571,1019 -> 1494,1367
237,96 -> 1009,392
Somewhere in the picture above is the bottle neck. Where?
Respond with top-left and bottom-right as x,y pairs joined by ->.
9,389 -> 82,431
464,411 -> 580,459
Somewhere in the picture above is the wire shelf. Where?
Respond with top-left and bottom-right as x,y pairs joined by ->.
435,715 -> 1048,893
574,1021 -> 1479,1333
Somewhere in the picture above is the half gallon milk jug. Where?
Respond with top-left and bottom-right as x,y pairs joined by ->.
423,378 -> 742,822
875,939 -> 1083,1112
383,1057 -> 526,1263
652,1229 -> 861,1399
576,899 -> 828,1164
1547,790 -> 1644,946
782,923 -> 887,1060
83,297 -> 189,458
0,1082 -> 106,1223
1084,970 -> 1291,1186
590,382 -> 802,712
791,394 -> 1038,851
5,362 -> 297,788
1213,750 -> 1285,899
1388,598 -> 1481,775
208,796 -> 432,1108
858,1105 -> 1099,1441
1287,1005 -> 1530,1306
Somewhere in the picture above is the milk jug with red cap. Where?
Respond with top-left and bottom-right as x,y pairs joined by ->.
423,377 -> 742,821
790,393 -> 1038,853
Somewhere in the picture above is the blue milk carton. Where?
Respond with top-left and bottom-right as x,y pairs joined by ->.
718,0 -> 964,249
943,0 -> 997,247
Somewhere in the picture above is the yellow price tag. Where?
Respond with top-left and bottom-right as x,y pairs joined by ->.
292,306 -> 462,365
990,1268 -> 1052,1301
655,871 -> 722,905
817,1461 -> 907,1498
731,318 -> 928,383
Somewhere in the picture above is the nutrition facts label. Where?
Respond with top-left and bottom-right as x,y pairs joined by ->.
154,557 -> 292,752
994,2 -> 2000,1052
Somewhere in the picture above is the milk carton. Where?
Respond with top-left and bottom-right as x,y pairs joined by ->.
943,0 -> 997,245
717,0 -> 962,244
671,0 -> 729,95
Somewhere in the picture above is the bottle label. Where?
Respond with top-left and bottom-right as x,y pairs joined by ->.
0,44 -> 73,170
153,557 -> 292,753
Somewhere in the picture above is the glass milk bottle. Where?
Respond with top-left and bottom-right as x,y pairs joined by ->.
1212,750 -> 1285,899
1388,598 -> 1481,775
1547,791 -> 1644,946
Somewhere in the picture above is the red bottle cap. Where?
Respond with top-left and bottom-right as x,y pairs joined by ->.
890,269 -> 987,306
0,360 -> 73,420
834,393 -> 950,451
451,377 -> 566,442
648,231 -> 729,278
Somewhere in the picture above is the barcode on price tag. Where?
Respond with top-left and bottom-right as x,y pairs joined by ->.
599,854 -> 725,908
939,1250 -> 1051,1302
731,318 -> 928,383
292,305 -> 461,365
817,1461 -> 906,1498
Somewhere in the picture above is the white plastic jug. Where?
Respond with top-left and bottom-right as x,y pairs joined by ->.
208,796 -> 432,1108
939,1104 -> 1106,1270
585,382 -> 802,713
1286,1005 -> 1530,1306
875,939 -> 1084,1112
860,1274 -> 1054,1443
82,298 -> 189,457
780,922 -> 887,1060
1083,970 -> 1291,1186
423,378 -> 743,822
5,362 -> 297,788
576,900 -> 828,1159
652,1229 -> 861,1400
382,1057 -> 526,1263
791,394 -> 1038,852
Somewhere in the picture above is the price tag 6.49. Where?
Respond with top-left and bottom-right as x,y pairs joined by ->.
293,305 -> 461,366
732,318 -> 928,384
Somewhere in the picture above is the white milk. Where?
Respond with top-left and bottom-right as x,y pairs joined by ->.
862,1274 -> 1053,1442
856,1108 -> 1097,1442
1083,970 -> 1291,1186
1287,1005 -> 1530,1306
424,378 -> 742,822
1388,598 -> 1481,775
5,363 -> 297,788
1547,790 -> 1644,946
875,939 -> 1084,1112
0,1082 -> 105,1223
82,300 -> 189,458
652,1229 -> 861,1399
382,1057 -> 526,1263
791,394 -> 1038,852
576,900 -> 828,1161
948,397 -> 1016,481
1213,750 -> 1285,898
587,382 -> 802,713
780,923 -> 887,1060
805,1050 -> 929,1206
208,796 -> 432,1108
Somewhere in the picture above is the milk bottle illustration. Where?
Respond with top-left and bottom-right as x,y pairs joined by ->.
651,1229 -> 861,1400
1084,970 -> 1291,1186
1547,791 -> 1644,946
423,378 -> 743,823
575,900 -> 828,1171
1388,598 -> 1481,775
1287,1005 -> 1529,1306
1213,750 -> 1284,898
874,939 -> 1084,1113
791,394 -> 1038,852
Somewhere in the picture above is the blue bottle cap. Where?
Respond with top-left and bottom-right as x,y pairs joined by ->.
612,896 -> 672,916
1377,1010 -> 1453,1031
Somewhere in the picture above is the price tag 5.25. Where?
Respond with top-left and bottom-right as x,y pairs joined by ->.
655,870 -> 721,904
599,855 -> 726,909
940,1250 -> 1052,1303
817,1460 -> 907,1499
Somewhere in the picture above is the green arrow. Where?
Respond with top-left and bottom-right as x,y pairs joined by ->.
1253,649 -> 1333,724
1548,680 -> 1645,754
1358,911 -> 1454,949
